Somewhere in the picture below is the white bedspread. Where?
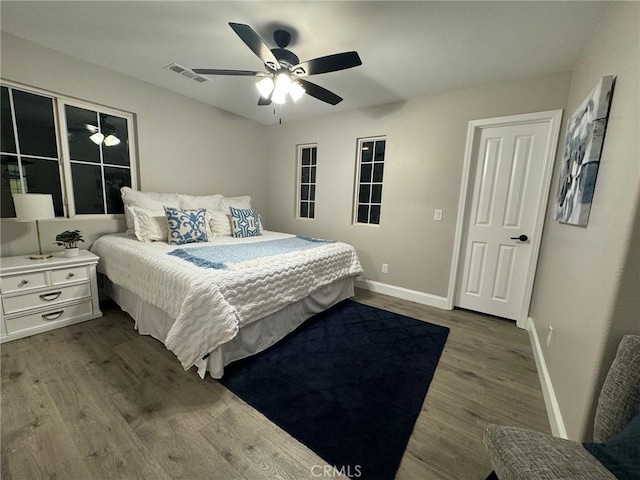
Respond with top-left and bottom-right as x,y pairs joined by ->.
91,232 -> 363,369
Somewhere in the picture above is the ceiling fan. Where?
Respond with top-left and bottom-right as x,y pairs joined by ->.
193,22 -> 362,106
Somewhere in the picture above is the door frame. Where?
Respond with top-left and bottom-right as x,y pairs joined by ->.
446,110 -> 563,328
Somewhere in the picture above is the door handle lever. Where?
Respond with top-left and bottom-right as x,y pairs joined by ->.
510,234 -> 529,242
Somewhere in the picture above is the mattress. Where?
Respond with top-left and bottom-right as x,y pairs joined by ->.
91,232 -> 363,373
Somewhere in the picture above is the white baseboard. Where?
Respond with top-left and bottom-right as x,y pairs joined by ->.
356,279 -> 450,310
526,317 -> 568,439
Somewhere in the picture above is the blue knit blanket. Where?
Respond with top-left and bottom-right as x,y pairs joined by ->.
168,236 -> 335,269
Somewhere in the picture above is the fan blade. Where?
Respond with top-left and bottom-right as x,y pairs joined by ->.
229,22 -> 280,70
192,69 -> 265,76
292,51 -> 362,76
297,79 -> 343,105
258,96 -> 272,106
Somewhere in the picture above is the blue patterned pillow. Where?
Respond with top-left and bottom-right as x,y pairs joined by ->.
229,207 -> 261,238
164,207 -> 208,245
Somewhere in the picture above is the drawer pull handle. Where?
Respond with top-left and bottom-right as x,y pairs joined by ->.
42,311 -> 64,321
20,279 -> 28,285
39,291 -> 62,301
67,273 -> 75,279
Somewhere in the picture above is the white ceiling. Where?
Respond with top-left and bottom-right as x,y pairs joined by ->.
1,1 -> 608,125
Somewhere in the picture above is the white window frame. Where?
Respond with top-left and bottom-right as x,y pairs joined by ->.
352,136 -> 386,226
296,143 -> 318,220
1,79 -> 138,220
57,98 -> 138,218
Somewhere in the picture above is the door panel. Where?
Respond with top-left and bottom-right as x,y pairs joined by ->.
456,121 -> 550,320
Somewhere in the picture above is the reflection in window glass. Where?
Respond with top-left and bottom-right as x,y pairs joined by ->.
22,158 -> 64,216
71,163 -> 104,215
354,137 -> 386,225
1,87 -> 16,154
101,114 -> 129,166
66,105 -> 100,163
297,145 -> 317,219
104,166 -> 131,214
65,103 -> 133,214
0,155 -> 19,217
1,86 -> 62,218
13,90 -> 58,159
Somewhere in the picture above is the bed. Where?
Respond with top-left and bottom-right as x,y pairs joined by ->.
91,231 -> 363,378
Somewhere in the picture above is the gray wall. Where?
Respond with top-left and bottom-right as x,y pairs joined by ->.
529,2 -> 640,440
0,32 -> 266,256
265,72 -> 572,297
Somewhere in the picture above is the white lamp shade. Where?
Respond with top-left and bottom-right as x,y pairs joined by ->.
13,194 -> 55,222
90,132 -> 105,145
256,76 -> 275,98
103,134 -> 120,147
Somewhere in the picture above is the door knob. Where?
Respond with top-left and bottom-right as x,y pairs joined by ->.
510,234 -> 529,242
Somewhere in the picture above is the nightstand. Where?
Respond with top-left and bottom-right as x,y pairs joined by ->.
0,250 -> 102,343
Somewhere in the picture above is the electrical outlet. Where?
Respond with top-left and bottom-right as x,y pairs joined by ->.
434,209 -> 443,221
546,326 -> 554,347
381,263 -> 389,274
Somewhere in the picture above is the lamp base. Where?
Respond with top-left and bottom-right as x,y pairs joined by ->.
29,252 -> 53,260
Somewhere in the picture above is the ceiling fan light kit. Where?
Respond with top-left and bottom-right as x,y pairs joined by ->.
193,22 -> 362,107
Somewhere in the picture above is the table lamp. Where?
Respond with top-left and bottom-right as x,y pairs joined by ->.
12,193 -> 56,259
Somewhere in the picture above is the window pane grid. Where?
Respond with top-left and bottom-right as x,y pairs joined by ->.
297,145 -> 317,219
64,102 -> 132,215
1,86 -> 64,217
354,138 -> 386,225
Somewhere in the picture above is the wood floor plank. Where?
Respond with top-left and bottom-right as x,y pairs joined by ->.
1,289 -> 550,480
44,361 -> 172,480
1,356 -> 92,480
199,407 -> 318,480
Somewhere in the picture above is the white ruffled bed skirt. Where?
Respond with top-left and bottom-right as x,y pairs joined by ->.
104,276 -> 355,379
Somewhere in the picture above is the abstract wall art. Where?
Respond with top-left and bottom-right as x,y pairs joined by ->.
555,75 -> 616,226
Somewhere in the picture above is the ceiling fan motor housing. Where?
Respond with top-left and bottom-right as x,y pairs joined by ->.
271,48 -> 299,69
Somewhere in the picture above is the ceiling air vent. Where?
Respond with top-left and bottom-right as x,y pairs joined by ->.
165,63 -> 209,83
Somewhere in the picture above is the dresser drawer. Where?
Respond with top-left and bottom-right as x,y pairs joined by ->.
5,300 -> 93,335
51,266 -> 89,285
0,271 -> 48,294
2,283 -> 91,316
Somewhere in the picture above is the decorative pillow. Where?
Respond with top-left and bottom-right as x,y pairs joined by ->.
127,206 -> 168,242
179,194 -> 224,211
164,207 -> 208,245
208,209 -> 233,237
121,187 -> 180,237
583,413 -> 640,480
221,196 -> 266,232
229,207 -> 261,238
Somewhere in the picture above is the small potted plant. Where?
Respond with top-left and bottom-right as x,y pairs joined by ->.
54,230 -> 84,257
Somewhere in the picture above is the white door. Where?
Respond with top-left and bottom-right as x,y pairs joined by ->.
455,112 -> 561,321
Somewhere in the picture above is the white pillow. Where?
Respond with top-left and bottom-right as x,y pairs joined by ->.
179,194 -> 224,211
221,195 -> 252,214
208,210 -> 233,237
121,187 -> 180,236
127,205 -> 169,242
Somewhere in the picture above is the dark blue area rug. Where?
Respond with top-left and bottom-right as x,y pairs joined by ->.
220,300 -> 450,480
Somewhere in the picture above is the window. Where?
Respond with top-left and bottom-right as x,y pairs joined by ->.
1,86 -> 64,217
1,82 -> 137,218
354,137 -> 386,225
297,144 -> 317,219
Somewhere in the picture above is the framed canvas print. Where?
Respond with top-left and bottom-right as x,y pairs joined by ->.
555,75 -> 616,226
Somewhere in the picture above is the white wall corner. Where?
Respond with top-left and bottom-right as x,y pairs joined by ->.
526,316 -> 568,439
356,279 -> 450,310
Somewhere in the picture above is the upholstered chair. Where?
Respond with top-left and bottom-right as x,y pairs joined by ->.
482,335 -> 640,480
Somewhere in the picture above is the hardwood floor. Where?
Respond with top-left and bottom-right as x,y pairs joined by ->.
1,289 -> 549,480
